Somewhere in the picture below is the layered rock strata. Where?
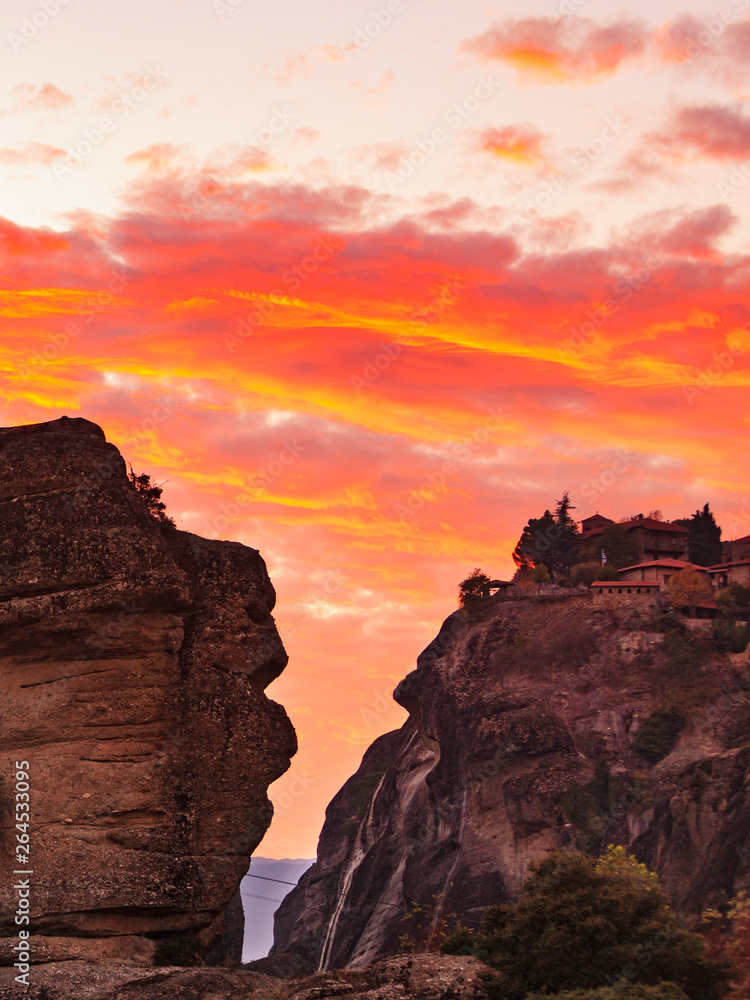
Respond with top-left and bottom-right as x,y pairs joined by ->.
273,595 -> 750,969
0,416 -> 296,965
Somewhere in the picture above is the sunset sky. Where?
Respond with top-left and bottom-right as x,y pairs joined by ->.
2,0 -> 750,858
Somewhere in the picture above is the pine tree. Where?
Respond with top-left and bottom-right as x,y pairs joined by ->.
677,504 -> 722,566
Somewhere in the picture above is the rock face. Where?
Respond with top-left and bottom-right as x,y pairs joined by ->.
0,416 -> 296,966
272,594 -> 750,970
0,953 -> 492,1000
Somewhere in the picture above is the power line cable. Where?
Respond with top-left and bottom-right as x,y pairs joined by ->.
246,873 -> 300,887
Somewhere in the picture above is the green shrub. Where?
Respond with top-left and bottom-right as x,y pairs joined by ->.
571,561 -> 601,587
647,613 -> 688,634
459,568 -> 491,607
716,583 -> 750,614
633,709 -> 686,763
152,932 -> 203,967
712,620 -> 750,654
559,761 -> 614,851
663,630 -> 706,678
523,985 -> 689,999
444,848 -> 731,1000
598,564 -> 620,581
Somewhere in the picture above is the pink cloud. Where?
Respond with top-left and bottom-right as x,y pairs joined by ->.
8,82 -> 73,113
462,16 -> 647,84
658,16 -> 750,82
662,104 -> 750,161
0,141 -> 66,166
622,204 -> 736,261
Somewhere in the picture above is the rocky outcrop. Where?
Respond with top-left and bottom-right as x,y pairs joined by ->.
0,953 -> 493,1000
0,416 -> 296,966
272,594 -> 750,970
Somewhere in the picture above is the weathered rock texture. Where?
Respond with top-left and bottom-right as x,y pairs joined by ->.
273,594 -> 750,970
0,416 -> 296,965
0,953 -> 492,1000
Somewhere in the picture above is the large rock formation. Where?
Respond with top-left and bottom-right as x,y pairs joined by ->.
272,593 -> 750,970
0,416 -> 296,967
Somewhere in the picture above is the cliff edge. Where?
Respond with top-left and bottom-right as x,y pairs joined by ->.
272,592 -> 750,969
0,416 -> 297,967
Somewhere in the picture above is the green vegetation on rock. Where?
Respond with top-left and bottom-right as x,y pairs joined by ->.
524,985 -> 689,1000
633,709 -> 686,763
443,847 -> 731,1000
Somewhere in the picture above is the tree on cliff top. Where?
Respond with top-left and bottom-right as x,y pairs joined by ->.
443,847 -> 732,1000
458,568 -> 491,606
676,504 -> 723,567
512,492 -> 579,578
667,566 -> 713,615
128,465 -> 175,527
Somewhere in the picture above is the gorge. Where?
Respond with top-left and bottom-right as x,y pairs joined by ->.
272,591 -> 750,971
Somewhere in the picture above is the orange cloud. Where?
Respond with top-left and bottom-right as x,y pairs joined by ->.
480,124 -> 549,168
2,181 -> 750,856
463,16 -> 647,84
125,143 -> 185,171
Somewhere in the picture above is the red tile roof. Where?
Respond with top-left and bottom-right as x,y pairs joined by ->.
619,559 -> 695,571
591,581 -> 660,588
581,517 -> 688,538
708,560 -> 750,570
620,518 -> 688,533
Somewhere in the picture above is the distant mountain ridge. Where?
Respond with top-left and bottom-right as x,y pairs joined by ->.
242,858 -> 315,962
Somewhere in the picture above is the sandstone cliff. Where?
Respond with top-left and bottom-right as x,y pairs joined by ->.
272,593 -> 750,970
0,416 -> 296,967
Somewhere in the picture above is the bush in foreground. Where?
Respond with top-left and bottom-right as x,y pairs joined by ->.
443,847 -> 731,1000
525,985 -> 688,1000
